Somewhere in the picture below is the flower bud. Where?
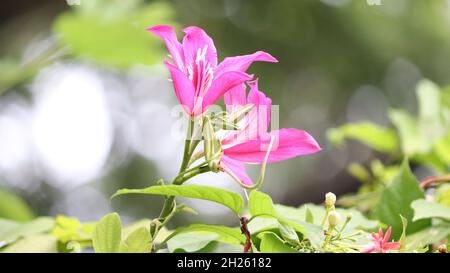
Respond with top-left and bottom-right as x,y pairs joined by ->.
328,210 -> 341,227
203,116 -> 222,172
346,213 -> 353,222
325,192 -> 336,206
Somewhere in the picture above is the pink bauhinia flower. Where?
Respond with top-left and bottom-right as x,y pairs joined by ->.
218,80 -> 321,186
147,25 -> 278,116
361,227 -> 401,253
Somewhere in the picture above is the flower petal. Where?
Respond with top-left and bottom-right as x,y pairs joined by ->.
383,242 -> 401,251
360,245 -> 377,253
147,25 -> 185,72
383,227 -> 392,244
224,83 -> 247,107
221,156 -> 253,186
224,128 -> 321,163
247,79 -> 272,130
202,71 -> 252,112
216,51 -> 278,78
164,60 -> 194,114
182,26 -> 217,68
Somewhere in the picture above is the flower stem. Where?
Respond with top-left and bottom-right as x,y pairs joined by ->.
179,118 -> 195,173
154,118 -> 210,246
419,175 -> 450,189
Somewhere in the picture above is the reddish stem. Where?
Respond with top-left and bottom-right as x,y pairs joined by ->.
419,175 -> 450,189
240,216 -> 251,253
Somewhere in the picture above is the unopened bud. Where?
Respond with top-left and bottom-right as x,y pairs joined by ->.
328,211 -> 341,227
325,192 -> 336,206
438,244 -> 448,253
346,213 -> 353,222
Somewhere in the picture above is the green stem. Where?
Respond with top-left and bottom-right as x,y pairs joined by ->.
156,118 -> 196,229
179,118 -> 195,173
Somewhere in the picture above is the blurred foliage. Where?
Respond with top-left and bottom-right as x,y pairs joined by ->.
329,79 -> 450,212
0,0 -> 449,253
0,217 -> 54,252
0,187 -> 34,222
54,0 -> 178,68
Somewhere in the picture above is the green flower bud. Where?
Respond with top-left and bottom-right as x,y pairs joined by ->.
328,210 -> 341,227
325,192 -> 336,206
203,116 -> 222,172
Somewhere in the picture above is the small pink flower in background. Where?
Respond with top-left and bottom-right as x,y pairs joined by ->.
148,25 -> 277,116
361,227 -> 401,253
219,80 -> 321,186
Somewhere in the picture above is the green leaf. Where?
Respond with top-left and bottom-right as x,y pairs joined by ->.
389,109 -> 425,155
119,227 -> 151,253
112,185 -> 244,216
406,223 -> 450,251
371,159 -> 430,239
305,207 -> 314,224
51,215 -> 94,244
416,80 -> 448,143
0,217 -> 55,247
278,222 -> 300,246
53,1 -> 177,68
327,122 -> 399,153
411,199 -> 450,221
1,234 -> 57,253
398,215 -> 408,253
436,184 -> 450,206
167,233 -> 219,253
248,191 -> 277,217
275,204 -> 378,231
192,241 -> 243,253
0,187 -> 34,222
258,232 -> 298,253
161,223 -> 245,248
92,213 -> 122,253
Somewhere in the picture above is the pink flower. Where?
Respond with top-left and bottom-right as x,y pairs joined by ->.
219,80 -> 321,186
361,227 -> 401,253
147,25 -> 278,116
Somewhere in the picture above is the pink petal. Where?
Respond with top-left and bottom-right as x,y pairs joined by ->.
224,128 -> 321,163
147,25 -> 185,72
383,227 -> 392,244
221,156 -> 253,186
247,80 -> 272,129
202,71 -> 253,112
361,245 -> 377,253
383,242 -> 401,251
223,80 -> 271,144
378,227 -> 383,239
182,26 -> 217,68
224,83 -> 247,108
164,60 -> 194,115
216,51 -> 278,78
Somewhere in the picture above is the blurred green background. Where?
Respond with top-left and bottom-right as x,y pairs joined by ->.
0,0 -> 449,226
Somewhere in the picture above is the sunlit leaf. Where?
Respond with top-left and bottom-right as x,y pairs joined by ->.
327,122 -> 399,153
119,227 -> 151,253
161,223 -> 245,249
248,191 -> 277,217
389,109 -> 425,155
411,199 -> 450,221
258,232 -> 298,253
112,185 -> 244,216
0,187 -> 34,222
92,213 -> 122,253
405,223 -> 450,251
1,234 -> 57,253
0,217 -> 54,247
